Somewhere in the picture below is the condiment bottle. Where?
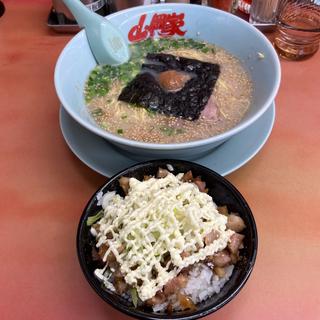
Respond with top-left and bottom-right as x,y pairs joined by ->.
208,0 -> 240,12
238,0 -> 251,15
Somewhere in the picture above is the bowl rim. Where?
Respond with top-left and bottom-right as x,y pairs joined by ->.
76,159 -> 258,320
54,3 -> 281,150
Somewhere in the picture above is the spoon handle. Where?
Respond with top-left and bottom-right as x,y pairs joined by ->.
62,0 -> 100,27
63,0 -> 130,65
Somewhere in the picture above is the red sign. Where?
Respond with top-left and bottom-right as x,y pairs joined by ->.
128,13 -> 187,42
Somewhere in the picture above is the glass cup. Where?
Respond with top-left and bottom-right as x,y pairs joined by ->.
274,0 -> 320,60
249,0 -> 279,24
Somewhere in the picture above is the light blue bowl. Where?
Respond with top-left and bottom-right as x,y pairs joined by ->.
54,3 -> 281,160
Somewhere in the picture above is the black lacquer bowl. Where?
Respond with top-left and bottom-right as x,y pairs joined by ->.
77,160 -> 258,320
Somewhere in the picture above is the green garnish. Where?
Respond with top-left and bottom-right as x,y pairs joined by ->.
146,109 -> 157,117
86,209 -> 104,226
117,128 -> 124,134
160,126 -> 185,136
85,38 -> 215,102
130,288 -> 139,308
121,114 -> 128,119
152,231 -> 160,240
91,108 -> 103,117
159,126 -> 175,136
100,123 -> 109,130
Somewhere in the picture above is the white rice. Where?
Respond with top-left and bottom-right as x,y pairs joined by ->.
96,190 -> 104,206
182,264 -> 234,304
152,263 -> 234,312
166,164 -> 174,171
153,302 -> 168,313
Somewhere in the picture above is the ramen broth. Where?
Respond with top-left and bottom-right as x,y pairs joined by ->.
85,39 -> 252,144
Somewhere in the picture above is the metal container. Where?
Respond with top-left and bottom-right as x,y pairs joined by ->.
108,0 -> 196,12
52,0 -> 106,21
108,0 -> 159,12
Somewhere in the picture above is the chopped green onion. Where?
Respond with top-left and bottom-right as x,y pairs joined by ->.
130,288 -> 138,308
91,108 -> 103,117
201,47 -> 209,53
146,109 -> 157,117
86,210 -> 104,226
159,126 -> 175,136
117,128 -> 124,134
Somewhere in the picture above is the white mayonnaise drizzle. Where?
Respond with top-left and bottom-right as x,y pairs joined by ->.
92,173 -> 233,301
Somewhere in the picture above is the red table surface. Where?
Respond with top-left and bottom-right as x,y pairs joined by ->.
1,1 -> 320,319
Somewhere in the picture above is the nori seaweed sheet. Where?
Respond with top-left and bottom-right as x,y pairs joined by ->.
118,53 -> 220,121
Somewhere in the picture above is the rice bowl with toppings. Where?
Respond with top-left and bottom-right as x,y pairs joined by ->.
77,160 -> 258,319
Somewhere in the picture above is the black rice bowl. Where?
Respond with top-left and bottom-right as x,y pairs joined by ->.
77,160 -> 258,320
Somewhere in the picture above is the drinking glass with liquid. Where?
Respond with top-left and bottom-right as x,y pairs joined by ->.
274,0 -> 320,60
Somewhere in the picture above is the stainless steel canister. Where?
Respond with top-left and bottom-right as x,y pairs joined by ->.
108,0 -> 160,12
108,0 -> 197,12
52,0 -> 107,21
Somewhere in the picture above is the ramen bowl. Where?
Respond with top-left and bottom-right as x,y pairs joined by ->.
77,159 -> 258,319
54,3 -> 281,160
